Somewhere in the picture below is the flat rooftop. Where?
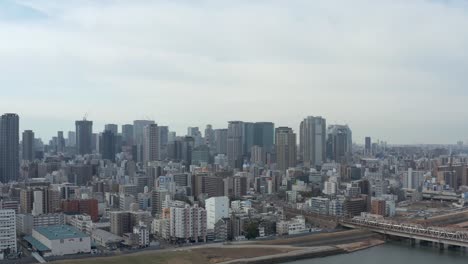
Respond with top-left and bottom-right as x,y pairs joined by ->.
35,225 -> 88,240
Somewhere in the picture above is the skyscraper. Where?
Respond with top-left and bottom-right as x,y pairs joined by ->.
242,122 -> 254,156
365,137 -> 372,155
133,120 -> 155,146
326,125 -> 352,163
143,124 -> 159,164
22,130 -> 35,162
57,131 -> 65,153
254,122 -> 275,154
121,124 -> 134,146
227,121 -> 244,168
187,127 -> 204,147
100,130 -> 116,161
300,116 -> 326,167
67,131 -> 76,147
204,124 -> 215,152
104,124 -> 118,135
75,119 -> 93,155
0,113 -> 19,183
275,127 -> 297,171
214,129 -> 228,154
157,126 -> 169,160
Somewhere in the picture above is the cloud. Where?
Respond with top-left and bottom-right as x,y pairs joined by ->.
0,0 -> 468,143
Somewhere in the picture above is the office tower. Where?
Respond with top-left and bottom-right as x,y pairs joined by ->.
227,121 -> 244,168
204,124 -> 215,151
57,131 -> 65,153
365,137 -> 372,155
242,122 -> 255,156
168,131 -> 176,142
300,116 -> 326,167
181,136 -> 194,167
134,120 -> 154,162
192,145 -> 210,165
67,131 -> 76,147
143,124 -> 159,164
122,124 -> 134,146
0,113 -> 19,183
22,130 -> 35,162
276,127 -> 297,171
92,133 -> 99,152
187,127 -> 204,147
157,126 -> 169,160
167,137 -> 183,161
214,129 -> 228,154
133,120 -> 155,146
254,122 -> 275,153
100,130 -> 116,161
0,209 -> 17,253
104,124 -> 118,135
192,173 -> 224,198
326,125 -> 352,163
250,146 -> 265,165
205,196 -> 229,230
75,119 -> 93,155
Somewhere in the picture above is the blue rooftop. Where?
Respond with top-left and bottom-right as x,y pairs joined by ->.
24,236 -> 50,252
34,225 -> 88,240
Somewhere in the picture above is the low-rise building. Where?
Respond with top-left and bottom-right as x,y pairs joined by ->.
24,225 -> 91,256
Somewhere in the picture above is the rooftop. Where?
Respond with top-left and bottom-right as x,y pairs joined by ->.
34,225 -> 88,240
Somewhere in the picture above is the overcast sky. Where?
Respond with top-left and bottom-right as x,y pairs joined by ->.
1,0 -> 468,144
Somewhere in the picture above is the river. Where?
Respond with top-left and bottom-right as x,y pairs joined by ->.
286,241 -> 468,264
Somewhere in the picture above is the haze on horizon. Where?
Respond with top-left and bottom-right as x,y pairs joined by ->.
1,0 -> 468,144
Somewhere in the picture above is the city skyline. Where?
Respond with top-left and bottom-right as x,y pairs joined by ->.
2,0 -> 468,143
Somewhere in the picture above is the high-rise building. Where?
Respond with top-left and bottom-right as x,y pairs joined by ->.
254,122 -> 275,154
169,204 -> 206,242
214,129 -> 228,155
57,131 -> 65,153
204,125 -> 215,152
187,127 -> 204,147
192,173 -> 224,199
110,211 -> 131,236
67,131 -> 76,147
242,122 -> 255,156
0,209 -> 17,253
143,124 -> 159,164
326,125 -> 352,163
22,130 -> 35,162
100,130 -> 116,161
275,127 -> 297,171
300,116 -> 326,167
0,113 -> 20,183
75,119 -> 93,155
250,146 -> 265,165
133,120 -> 155,146
227,121 -> 243,168
122,124 -> 134,146
157,126 -> 169,160
205,196 -> 229,230
104,124 -> 118,135
365,137 -> 372,155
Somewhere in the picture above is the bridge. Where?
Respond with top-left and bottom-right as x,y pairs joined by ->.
341,217 -> 468,249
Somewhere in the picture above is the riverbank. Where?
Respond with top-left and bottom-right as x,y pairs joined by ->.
50,230 -> 384,264
219,239 -> 385,264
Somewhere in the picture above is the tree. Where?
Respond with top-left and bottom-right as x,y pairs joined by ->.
245,221 -> 259,240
